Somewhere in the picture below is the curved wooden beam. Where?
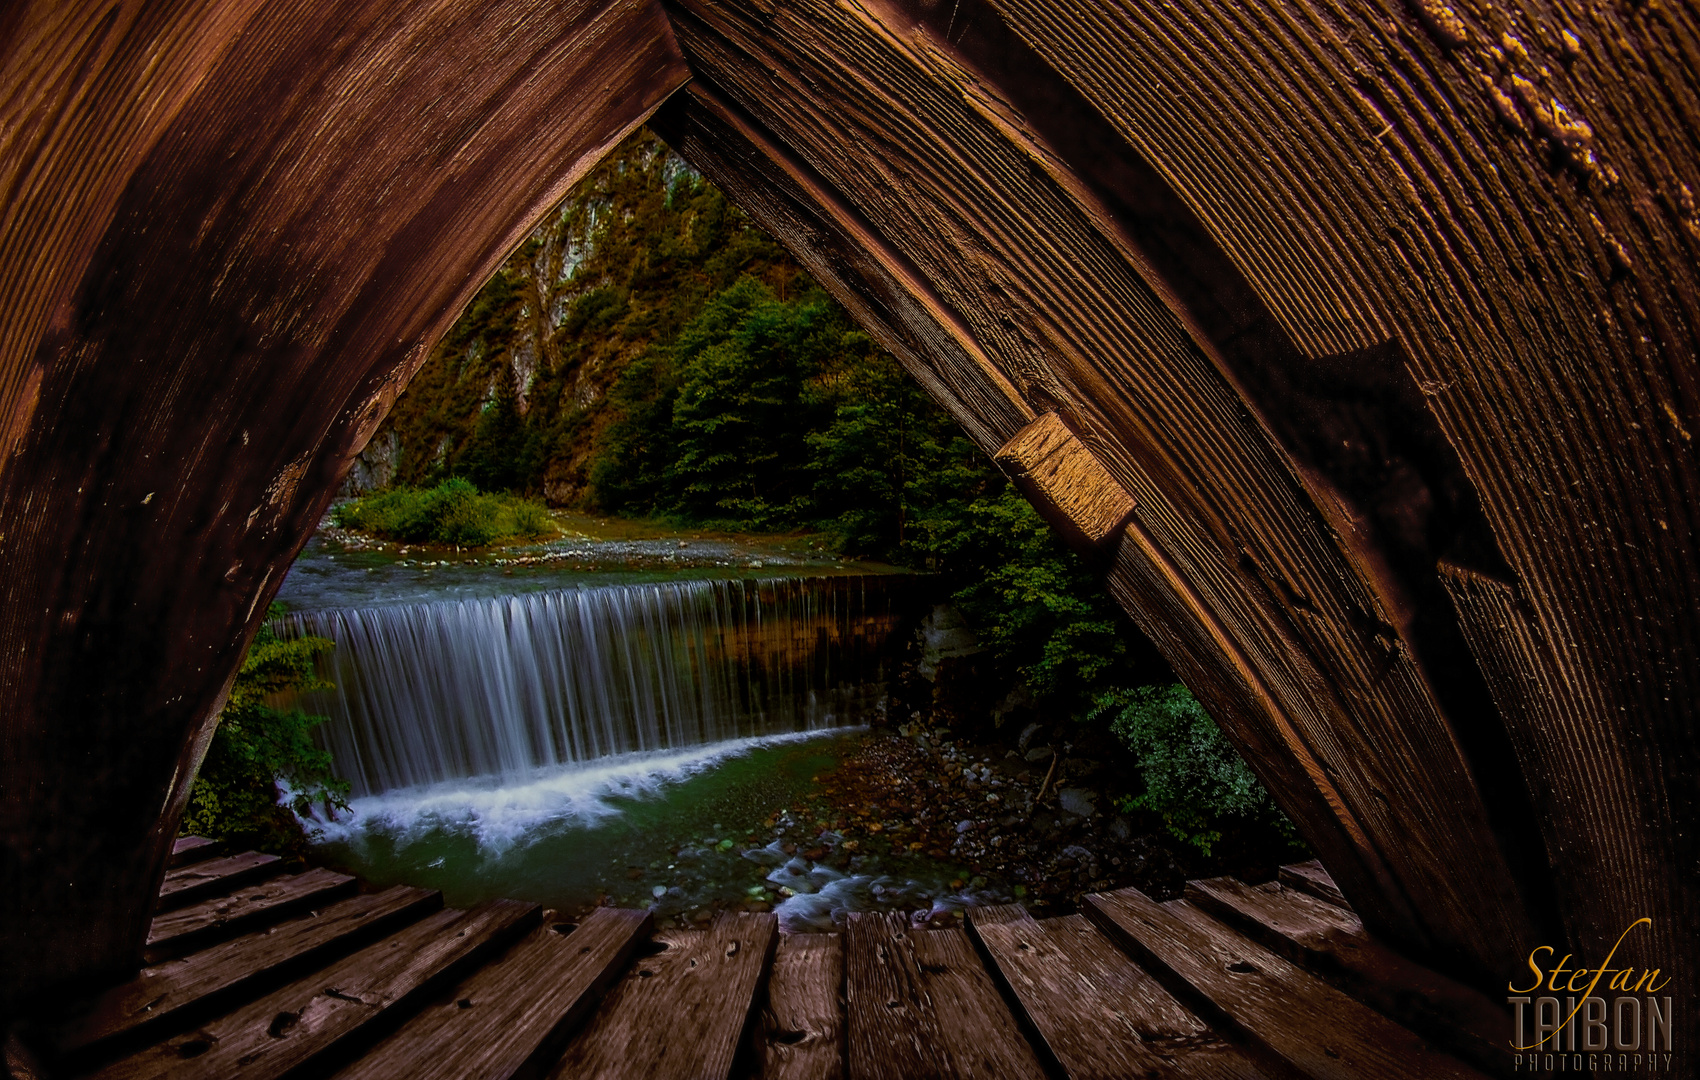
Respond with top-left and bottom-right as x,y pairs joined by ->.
0,0 -> 686,1007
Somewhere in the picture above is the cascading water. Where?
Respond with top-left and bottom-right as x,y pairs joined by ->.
286,576 -> 902,799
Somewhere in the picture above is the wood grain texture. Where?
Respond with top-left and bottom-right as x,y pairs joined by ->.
49,886 -> 442,1060
663,0 -> 1538,982
154,852 -> 283,912
995,412 -> 1136,548
843,912 -> 1044,1080
907,927 -> 1048,1080
89,900 -> 538,1080
0,0 -> 687,1009
145,867 -> 356,961
758,932 -> 844,1080
1084,888 -> 1489,1080
967,905 -> 1267,1080
974,0 -> 1700,1023
1185,877 -> 1510,1076
338,907 -> 651,1080
549,913 -> 777,1080
843,913 -> 951,1080
1276,861 -> 1347,910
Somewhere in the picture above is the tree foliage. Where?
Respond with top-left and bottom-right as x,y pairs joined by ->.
1092,683 -> 1296,856
373,129 -> 807,500
180,608 -> 351,855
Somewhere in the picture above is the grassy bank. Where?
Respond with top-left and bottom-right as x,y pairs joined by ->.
331,478 -> 556,547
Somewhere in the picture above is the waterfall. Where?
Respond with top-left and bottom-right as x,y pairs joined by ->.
286,576 -> 904,798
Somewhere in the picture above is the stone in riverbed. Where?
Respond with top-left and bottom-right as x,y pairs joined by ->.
1058,788 -> 1097,818
1018,722 -> 1046,752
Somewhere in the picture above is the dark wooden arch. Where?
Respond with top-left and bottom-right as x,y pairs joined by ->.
3,0 -> 1695,1042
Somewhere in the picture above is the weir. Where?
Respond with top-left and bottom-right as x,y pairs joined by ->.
287,576 -> 914,798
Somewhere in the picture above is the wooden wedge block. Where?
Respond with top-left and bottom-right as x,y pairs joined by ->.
90,899 -> 537,1080
996,412 -> 1136,549
969,904 -> 1267,1080
335,907 -> 651,1080
145,867 -> 356,961
1278,860 -> 1348,908
549,912 -> 777,1080
168,837 -> 221,868
1084,888 -> 1490,1080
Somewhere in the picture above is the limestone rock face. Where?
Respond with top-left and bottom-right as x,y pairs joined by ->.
2,0 -> 1697,1042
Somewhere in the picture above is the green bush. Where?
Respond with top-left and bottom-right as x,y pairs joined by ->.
1093,683 -> 1295,856
331,479 -> 556,546
179,607 -> 351,855
913,489 -> 1148,712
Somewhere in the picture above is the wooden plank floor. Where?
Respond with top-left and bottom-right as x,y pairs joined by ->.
26,845 -> 1507,1080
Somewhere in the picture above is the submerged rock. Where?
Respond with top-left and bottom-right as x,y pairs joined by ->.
1058,788 -> 1098,818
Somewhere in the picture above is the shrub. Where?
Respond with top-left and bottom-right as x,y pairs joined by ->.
332,479 -> 555,546
509,499 -> 555,537
1093,682 -> 1294,856
179,607 -> 351,855
912,489 -> 1161,715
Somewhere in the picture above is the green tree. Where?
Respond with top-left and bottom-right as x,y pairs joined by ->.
912,488 -> 1157,713
179,607 -> 350,855
1093,683 -> 1296,856
666,278 -> 837,524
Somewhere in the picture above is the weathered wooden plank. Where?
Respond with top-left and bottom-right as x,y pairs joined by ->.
145,867 -> 356,961
1186,877 -> 1511,1077
168,838 -> 220,869
336,907 -> 651,1080
844,913 -> 950,1080
759,932 -> 844,1080
549,912 -> 777,1080
154,852 -> 282,912
908,926 -> 1051,1080
51,886 -> 441,1060
1084,888 -> 1488,1080
1276,861 -> 1346,909
968,905 -> 1267,1080
90,900 -> 538,1080
844,912 -> 1044,1080
995,412 -> 1136,548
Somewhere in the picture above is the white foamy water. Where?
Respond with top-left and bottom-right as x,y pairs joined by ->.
305,728 -> 856,853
